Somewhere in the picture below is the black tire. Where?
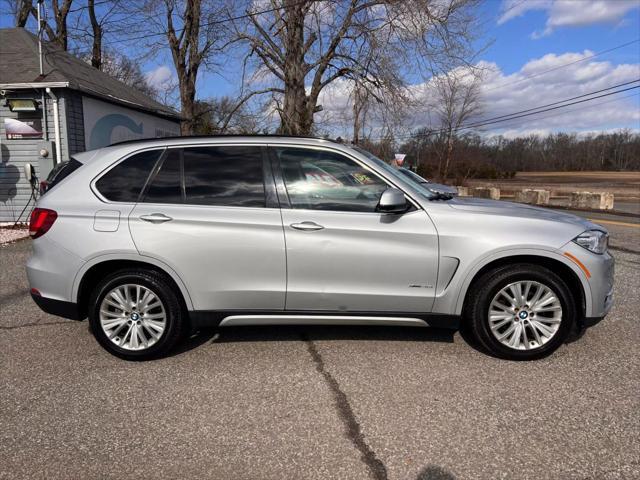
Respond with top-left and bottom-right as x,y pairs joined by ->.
465,263 -> 576,360
88,268 -> 185,360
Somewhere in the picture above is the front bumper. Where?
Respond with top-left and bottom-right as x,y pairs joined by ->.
563,241 -> 615,319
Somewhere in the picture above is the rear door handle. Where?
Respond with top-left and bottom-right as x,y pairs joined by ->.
290,221 -> 324,231
140,213 -> 173,224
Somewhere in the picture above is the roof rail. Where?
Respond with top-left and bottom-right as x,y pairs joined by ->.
109,134 -> 338,147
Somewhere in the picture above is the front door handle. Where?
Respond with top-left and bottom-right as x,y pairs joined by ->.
140,213 -> 173,224
290,221 -> 324,231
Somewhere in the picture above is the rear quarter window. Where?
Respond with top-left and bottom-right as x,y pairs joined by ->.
95,149 -> 163,202
41,158 -> 83,194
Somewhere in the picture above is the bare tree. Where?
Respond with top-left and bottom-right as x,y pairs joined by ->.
87,0 -> 102,68
99,51 -> 159,98
233,0 -> 480,135
192,96 -> 263,134
12,0 -> 33,27
352,82 -> 370,145
10,0 -> 74,50
153,0 -> 237,134
431,68 -> 482,180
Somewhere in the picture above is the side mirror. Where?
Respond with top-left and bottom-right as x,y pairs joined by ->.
377,187 -> 408,214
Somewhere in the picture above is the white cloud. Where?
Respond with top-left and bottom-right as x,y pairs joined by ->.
315,51 -> 640,138
456,53 -> 640,136
497,0 -> 551,25
145,65 -> 176,91
498,0 -> 639,37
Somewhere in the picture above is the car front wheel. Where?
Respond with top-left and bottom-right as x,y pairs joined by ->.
466,263 -> 576,360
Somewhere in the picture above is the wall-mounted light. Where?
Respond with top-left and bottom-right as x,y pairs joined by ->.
6,99 -> 39,112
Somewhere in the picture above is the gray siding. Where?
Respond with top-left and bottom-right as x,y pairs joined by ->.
0,90 -> 61,223
62,91 -> 85,155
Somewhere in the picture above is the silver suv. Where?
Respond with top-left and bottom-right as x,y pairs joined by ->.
27,136 -> 614,360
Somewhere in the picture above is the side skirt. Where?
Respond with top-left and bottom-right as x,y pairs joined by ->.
189,310 -> 460,330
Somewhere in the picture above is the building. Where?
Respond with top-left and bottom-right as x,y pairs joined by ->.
0,27 -> 180,223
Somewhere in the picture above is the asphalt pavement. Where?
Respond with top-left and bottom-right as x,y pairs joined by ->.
1,214 -> 639,480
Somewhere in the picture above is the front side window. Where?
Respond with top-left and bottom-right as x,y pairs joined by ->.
183,146 -> 265,207
95,149 -> 161,202
275,147 -> 388,212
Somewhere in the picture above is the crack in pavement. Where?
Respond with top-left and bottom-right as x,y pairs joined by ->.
0,320 -> 78,330
303,334 -> 388,480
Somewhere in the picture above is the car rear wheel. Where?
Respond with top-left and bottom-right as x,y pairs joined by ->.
466,263 -> 576,360
88,269 -> 185,360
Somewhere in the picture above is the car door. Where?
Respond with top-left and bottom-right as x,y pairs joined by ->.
129,144 -> 286,311
271,145 -> 439,313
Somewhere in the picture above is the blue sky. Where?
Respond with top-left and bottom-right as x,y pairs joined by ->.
2,0 -> 639,135
480,0 -> 639,73
147,0 -> 640,136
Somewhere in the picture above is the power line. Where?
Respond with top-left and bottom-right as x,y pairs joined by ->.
461,85 -> 639,132
91,0 -> 315,46
393,81 -> 640,140
67,0 -> 114,14
482,38 -> 640,94
466,79 -> 640,127
470,91 -> 640,133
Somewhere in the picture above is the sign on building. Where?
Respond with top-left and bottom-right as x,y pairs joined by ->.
82,97 -> 180,150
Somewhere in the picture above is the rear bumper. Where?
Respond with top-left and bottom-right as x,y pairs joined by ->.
31,293 -> 84,320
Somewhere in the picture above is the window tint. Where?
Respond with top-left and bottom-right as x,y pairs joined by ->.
95,150 -> 161,202
144,149 -> 182,204
42,158 -> 83,194
183,146 -> 265,207
275,148 -> 388,212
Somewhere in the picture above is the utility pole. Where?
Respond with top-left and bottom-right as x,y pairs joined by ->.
37,0 -> 44,76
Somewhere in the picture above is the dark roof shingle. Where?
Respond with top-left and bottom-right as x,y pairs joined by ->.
0,28 -> 180,120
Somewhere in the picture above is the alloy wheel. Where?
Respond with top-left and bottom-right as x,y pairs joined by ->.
488,280 -> 563,351
99,284 -> 166,351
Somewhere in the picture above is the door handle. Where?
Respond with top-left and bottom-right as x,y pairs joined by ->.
140,213 -> 173,224
290,221 -> 324,231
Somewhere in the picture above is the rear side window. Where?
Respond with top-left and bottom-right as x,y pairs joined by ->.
95,149 -> 162,202
143,149 -> 183,204
183,146 -> 265,207
42,158 -> 83,194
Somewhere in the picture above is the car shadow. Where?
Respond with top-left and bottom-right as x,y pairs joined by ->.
170,324 -> 456,357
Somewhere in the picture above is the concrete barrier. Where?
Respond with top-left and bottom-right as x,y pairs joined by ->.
456,186 -> 469,196
472,187 -> 500,200
515,189 -> 550,205
570,192 -> 614,210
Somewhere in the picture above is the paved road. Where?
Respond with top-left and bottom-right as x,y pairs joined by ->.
1,217 -> 639,480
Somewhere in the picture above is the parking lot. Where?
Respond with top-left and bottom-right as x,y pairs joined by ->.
1,216 -> 639,480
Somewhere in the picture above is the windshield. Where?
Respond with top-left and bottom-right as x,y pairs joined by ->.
350,145 -> 437,199
397,168 -> 431,184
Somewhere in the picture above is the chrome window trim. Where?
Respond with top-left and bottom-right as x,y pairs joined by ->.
90,146 -> 167,204
91,140 -> 422,212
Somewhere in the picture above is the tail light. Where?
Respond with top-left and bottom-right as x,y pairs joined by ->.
29,208 -> 58,239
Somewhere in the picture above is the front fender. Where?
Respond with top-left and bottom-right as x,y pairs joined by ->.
432,246 -> 592,317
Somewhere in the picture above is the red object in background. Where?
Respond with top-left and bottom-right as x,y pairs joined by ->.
39,180 -> 49,195
29,208 -> 57,239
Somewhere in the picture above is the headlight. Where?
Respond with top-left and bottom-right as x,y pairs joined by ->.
573,230 -> 608,254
